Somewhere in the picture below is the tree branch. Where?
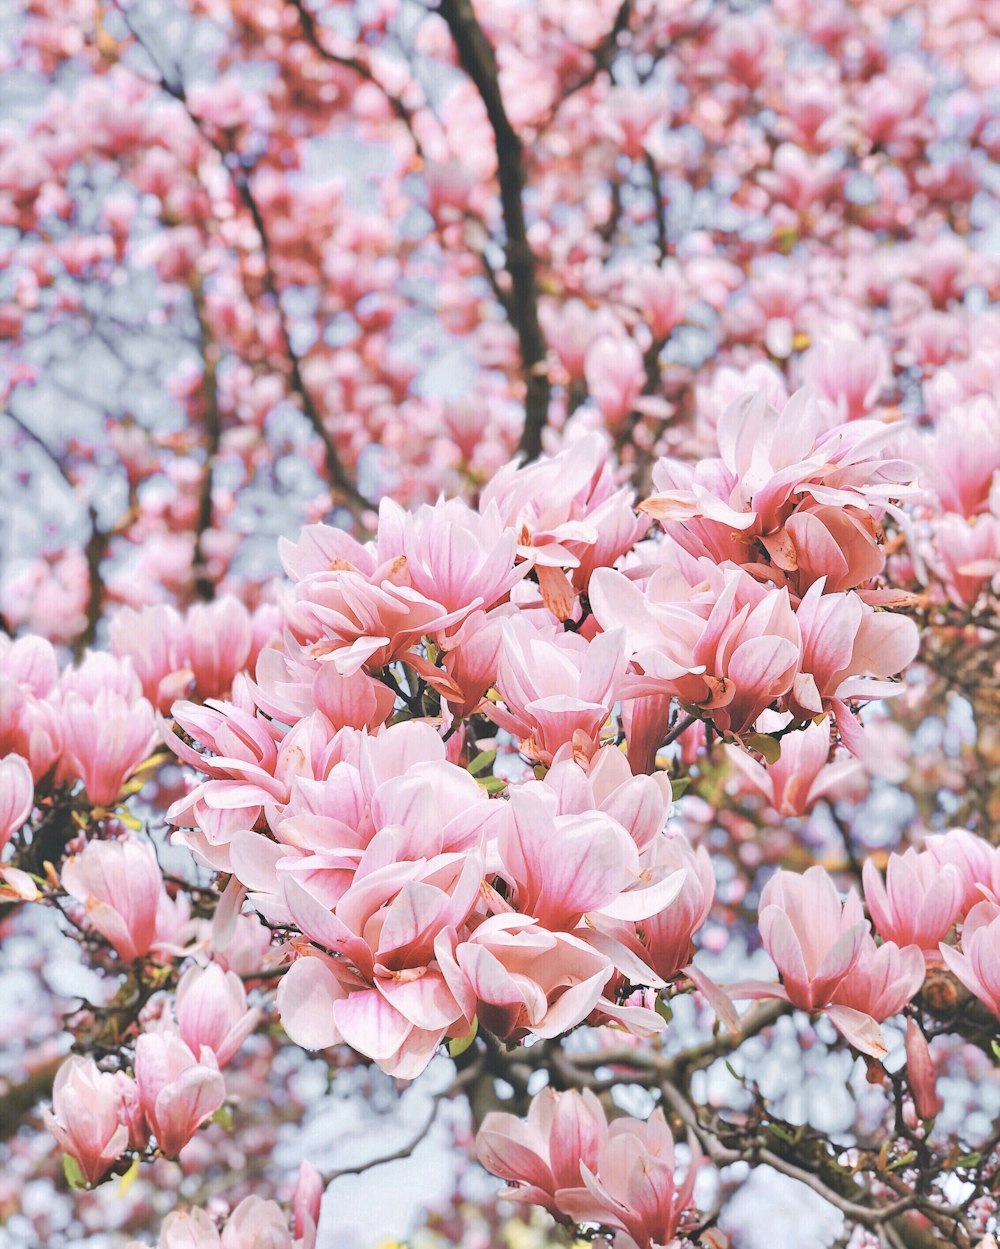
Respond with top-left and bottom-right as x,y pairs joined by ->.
436,0 -> 551,461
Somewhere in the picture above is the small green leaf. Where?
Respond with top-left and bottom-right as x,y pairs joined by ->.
991,1038 -> 1000,1063
115,806 -> 143,831
210,1105 -> 233,1130
655,997 -> 673,1023
744,733 -> 782,765
448,1016 -> 478,1058
117,1156 -> 141,1196
887,1150 -> 917,1171
467,749 -> 497,777
669,776 -> 691,800
63,1153 -> 87,1189
956,1151 -> 981,1168
478,776 -> 507,795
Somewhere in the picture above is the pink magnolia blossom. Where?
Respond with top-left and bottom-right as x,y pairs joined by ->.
133,1030 -> 226,1158
558,1109 -> 703,1249
829,933 -> 925,1021
726,715 -> 861,816
0,753 -> 33,851
931,513 -> 1000,609
800,328 -> 889,420
175,963 -> 261,1067
487,619 -> 626,763
584,333 -> 645,426
43,1056 -> 129,1186
905,1018 -> 943,1120
862,848 -> 963,959
637,834 -> 716,981
477,1087 -> 608,1219
60,837 -> 165,962
591,561 -> 801,736
451,914 -> 613,1043
758,866 -> 868,1011
923,828 -> 997,918
109,603 -> 190,712
156,1208 -> 221,1249
184,597 -> 254,700
939,901 -> 1000,1019
60,688 -> 157,806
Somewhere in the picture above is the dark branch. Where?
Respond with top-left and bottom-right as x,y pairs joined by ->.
436,0 -> 551,461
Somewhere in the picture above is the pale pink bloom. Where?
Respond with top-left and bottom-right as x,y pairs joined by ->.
591,562 -> 801,736
157,1208 -> 220,1249
542,744 -> 673,854
558,1110 -> 702,1249
0,686 -> 60,782
61,837 -> 164,962
43,1056 -> 129,1186
923,828 -> 997,918
800,328 -> 889,420
59,649 -> 143,705
175,963 -> 260,1067
292,1160 -> 323,1249
477,1087 -> 608,1219
183,598 -> 254,700
60,689 -> 157,806
905,1018 -> 943,1120
495,787 -> 685,937
488,619 -> 626,763
450,913 -> 613,1042
726,715 -> 861,816
584,334 -> 645,426
931,512 -> 1000,609
252,645 -> 394,731
939,901 -> 1000,1020
638,835 -> 715,981
133,1030 -> 226,1158
862,848 -> 963,959
110,603 -> 189,712
376,496 -> 523,621
0,753 -> 33,851
221,1196 -> 293,1249
0,633 -> 59,696
625,261 -> 689,341
278,850 -> 485,1079
829,934 -> 925,1020
913,397 -> 1000,516
790,580 -> 919,722
479,432 -> 645,593
113,1072 -> 150,1152
758,866 -> 868,1011
440,607 -> 511,718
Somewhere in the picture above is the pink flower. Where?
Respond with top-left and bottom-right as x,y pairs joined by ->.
157,1208 -> 220,1249
922,828 -> 997,918
451,914 -> 613,1042
221,1196 -> 294,1249
829,934 -> 924,1020
109,604 -> 187,711
726,715 -> 861,816
133,1030 -> 226,1158
584,334 -> 645,426
184,597 -> 254,700
905,1018 -> 943,1120
60,837 -> 165,962
638,835 -> 716,981
800,328 -> 889,420
939,901 -> 1000,1019
758,866 -> 868,1011
487,619 -> 627,763
0,753 -> 33,852
176,963 -> 261,1068
43,1056 -> 129,1186
376,496 -> 523,621
558,1109 -> 702,1249
477,1087 -> 608,1219
60,688 -> 157,807
863,848 -> 963,959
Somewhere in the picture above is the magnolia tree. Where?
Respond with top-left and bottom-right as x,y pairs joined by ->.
2,0 -> 1000,1247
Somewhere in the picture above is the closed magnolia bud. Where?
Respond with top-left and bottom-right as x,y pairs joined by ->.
905,1018 -> 943,1120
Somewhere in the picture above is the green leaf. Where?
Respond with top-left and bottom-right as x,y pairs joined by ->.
478,776 -> 507,795
956,1151 -> 981,1168
991,1039 -> 1000,1063
655,997 -> 673,1023
887,1150 -> 917,1171
63,1153 -> 87,1189
448,1016 -> 478,1058
210,1105 -> 233,1130
744,733 -> 782,765
467,749 -> 497,777
669,776 -> 691,800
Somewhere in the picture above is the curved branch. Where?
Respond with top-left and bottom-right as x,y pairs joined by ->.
436,0 -> 551,461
